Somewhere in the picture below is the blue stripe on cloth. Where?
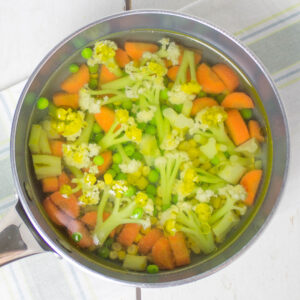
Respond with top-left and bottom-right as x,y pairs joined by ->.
0,94 -> 13,121
69,265 -> 87,300
275,67 -> 300,82
241,11 -> 300,42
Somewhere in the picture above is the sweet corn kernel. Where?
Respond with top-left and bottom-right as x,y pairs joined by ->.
134,233 -> 143,243
132,169 -> 142,178
112,242 -> 122,251
136,177 -> 148,190
135,192 -> 148,206
192,159 -> 202,167
117,250 -> 126,260
164,219 -> 176,235
201,162 -> 211,170
188,139 -> 197,147
127,244 -> 138,255
140,226 -> 151,235
142,166 -> 150,176
188,148 -> 200,159
116,109 -> 129,123
178,141 -> 189,151
104,173 -> 113,185
127,174 -> 137,185
109,250 -> 118,260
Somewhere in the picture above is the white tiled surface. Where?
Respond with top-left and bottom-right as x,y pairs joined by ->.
1,0 -> 300,299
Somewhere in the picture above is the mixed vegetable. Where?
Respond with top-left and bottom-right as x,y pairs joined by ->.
29,38 -> 265,272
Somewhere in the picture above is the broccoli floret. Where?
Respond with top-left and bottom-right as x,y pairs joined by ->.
154,151 -> 189,210
176,208 -> 216,254
209,184 -> 247,225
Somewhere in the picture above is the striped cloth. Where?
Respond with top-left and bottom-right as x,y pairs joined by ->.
0,0 -> 300,299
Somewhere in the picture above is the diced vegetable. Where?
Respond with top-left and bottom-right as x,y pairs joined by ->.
168,232 -> 190,267
53,92 -> 79,109
99,65 -> 119,85
117,223 -> 141,247
32,154 -> 62,179
248,120 -> 264,142
50,191 -> 79,218
81,211 -> 97,229
138,228 -> 163,255
123,254 -> 147,271
218,164 -> 246,184
39,129 -> 52,154
50,140 -> 63,157
221,92 -> 254,109
41,177 -> 59,193
43,197 -> 70,226
67,219 -> 94,248
124,42 -> 159,60
115,48 -> 131,67
191,97 -> 218,116
212,63 -> 239,92
29,124 -> 42,154
97,151 -> 113,175
152,237 -> 175,270
94,106 -> 116,133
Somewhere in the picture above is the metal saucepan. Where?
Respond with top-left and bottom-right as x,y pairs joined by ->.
1,10 -> 289,287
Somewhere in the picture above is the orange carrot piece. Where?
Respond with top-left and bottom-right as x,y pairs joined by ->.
117,223 -> 141,247
50,192 -> 79,218
60,64 -> 89,94
225,109 -> 250,145
212,63 -> 239,92
67,219 -> 94,248
248,120 -> 265,142
240,169 -> 263,206
97,151 -> 113,175
168,232 -> 190,267
124,42 -> 159,61
41,177 -> 59,193
167,66 -> 191,82
53,92 -> 79,109
99,65 -> 119,85
81,211 -> 97,229
196,63 -> 226,94
221,92 -> 254,109
43,197 -> 70,226
58,172 -> 71,188
94,106 -> 115,133
115,48 -> 131,67
152,237 -> 175,270
50,140 -> 63,157
138,228 -> 163,255
191,97 -> 218,116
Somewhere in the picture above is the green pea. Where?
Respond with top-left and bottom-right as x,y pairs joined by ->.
94,132 -> 104,143
106,169 -> 117,178
210,156 -> 220,166
124,185 -> 136,197
97,247 -> 109,258
89,78 -> 98,90
124,144 -> 135,157
103,237 -> 114,249
160,88 -> 169,100
37,97 -> 49,110
198,90 -> 207,98
171,194 -> 178,204
216,93 -> 226,104
93,123 -> 102,133
224,151 -> 230,159
132,152 -> 143,161
115,173 -> 127,180
240,108 -> 253,120
112,153 -> 122,164
173,104 -> 183,113
81,47 -> 93,59
88,64 -> 99,74
137,122 -> 147,130
145,125 -> 157,135
149,118 -> 156,126
93,155 -> 105,166
132,207 -> 144,219
161,104 -> 168,112
112,163 -> 121,173
148,169 -> 160,183
69,63 -> 79,73
146,184 -> 156,196
72,232 -> 82,242
147,264 -> 159,274
122,101 -> 132,110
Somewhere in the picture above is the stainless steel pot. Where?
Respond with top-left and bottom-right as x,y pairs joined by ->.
1,10 -> 289,287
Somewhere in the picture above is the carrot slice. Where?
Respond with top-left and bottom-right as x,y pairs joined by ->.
248,120 -> 265,142
97,151 -> 113,175
67,219 -> 94,248
117,223 -> 141,247
196,63 -> 226,94
124,42 -> 159,60
58,172 -> 71,188
167,66 -> 191,82
115,48 -> 131,67
225,109 -> 250,145
81,211 -> 97,229
240,169 -> 263,206
43,197 -> 70,226
212,63 -> 239,92
138,228 -> 163,255
221,92 -> 254,109
41,177 -> 59,193
191,97 -> 218,116
152,237 -> 175,270
168,232 -> 190,267
50,192 -> 79,218
50,140 -> 63,157
60,64 -> 89,93
53,92 -> 79,109
94,106 -> 115,133
99,65 -> 119,85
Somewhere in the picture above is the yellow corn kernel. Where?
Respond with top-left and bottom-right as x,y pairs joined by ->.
127,174 -> 137,185
132,169 -> 142,178
116,109 -> 129,123
150,216 -> 157,225
188,148 -> 200,159
140,226 -> 151,235
201,162 -> 211,170
127,244 -> 138,255
192,158 -> 201,167
178,141 -> 189,151
109,250 -> 118,260
136,177 -> 148,190
134,233 -> 143,243
142,166 -> 150,176
117,250 -> 126,261
112,242 -> 122,252
135,192 -> 148,206
164,219 -> 176,235
104,173 -> 113,185
188,139 -> 197,147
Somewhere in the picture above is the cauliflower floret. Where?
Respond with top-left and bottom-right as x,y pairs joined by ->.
195,187 -> 216,203
160,128 -> 184,151
163,108 -> 194,129
89,165 -> 99,174
136,106 -> 157,123
119,159 -> 142,174
144,198 -> 154,216
62,143 -> 101,169
158,205 -> 179,227
218,184 -> 247,202
168,84 -> 196,105
78,88 -> 101,114
157,38 -> 181,65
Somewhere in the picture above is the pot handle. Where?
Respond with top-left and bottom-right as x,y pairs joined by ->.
0,201 -> 51,266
